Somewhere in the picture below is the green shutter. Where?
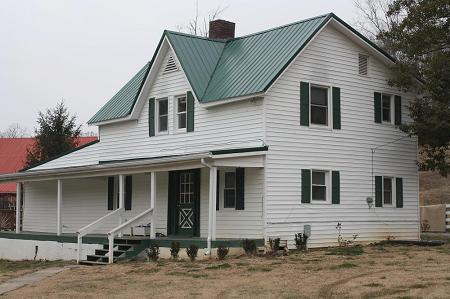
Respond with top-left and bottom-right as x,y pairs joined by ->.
374,92 -> 381,123
394,95 -> 402,125
187,91 -> 195,132
375,176 -> 383,207
216,170 -> 220,211
235,168 -> 245,210
125,176 -> 132,211
107,176 -> 114,210
332,171 -> 340,204
396,177 -> 403,208
332,87 -> 341,129
300,82 -> 310,126
301,169 -> 311,203
148,98 -> 155,137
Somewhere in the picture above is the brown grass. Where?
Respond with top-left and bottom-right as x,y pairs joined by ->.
420,171 -> 450,205
3,239 -> 450,299
0,259 -> 72,284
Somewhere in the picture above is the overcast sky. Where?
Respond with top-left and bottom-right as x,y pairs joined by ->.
0,0 -> 359,134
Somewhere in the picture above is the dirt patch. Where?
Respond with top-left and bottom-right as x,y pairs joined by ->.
0,260 -> 71,284
2,241 -> 450,298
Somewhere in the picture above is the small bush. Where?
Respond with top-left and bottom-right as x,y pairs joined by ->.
145,244 -> 160,262
217,246 -> 229,260
269,238 -> 281,253
170,241 -> 180,259
294,233 -> 308,250
242,239 -> 256,255
186,244 -> 199,261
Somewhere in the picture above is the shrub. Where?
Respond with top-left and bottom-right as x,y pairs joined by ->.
145,244 -> 160,262
294,233 -> 308,250
269,238 -> 280,253
186,244 -> 199,261
217,246 -> 229,260
170,241 -> 180,259
242,239 -> 257,255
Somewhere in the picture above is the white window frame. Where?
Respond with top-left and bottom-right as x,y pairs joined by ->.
309,84 -> 332,129
382,176 -> 396,206
218,168 -> 238,210
156,98 -> 169,134
311,169 -> 331,204
174,95 -> 187,133
381,93 -> 395,125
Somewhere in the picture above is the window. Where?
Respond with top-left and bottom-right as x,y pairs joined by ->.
383,177 -> 393,205
310,86 -> 329,126
224,171 -> 236,208
311,170 -> 328,201
157,98 -> 168,133
358,54 -> 368,75
382,94 -> 392,123
176,96 -> 187,130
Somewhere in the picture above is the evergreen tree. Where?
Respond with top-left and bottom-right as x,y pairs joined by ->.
26,101 -> 81,167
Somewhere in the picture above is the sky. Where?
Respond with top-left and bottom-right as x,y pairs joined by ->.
0,0 -> 359,135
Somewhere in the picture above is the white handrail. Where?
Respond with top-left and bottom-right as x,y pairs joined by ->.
107,207 -> 153,263
76,207 -> 124,263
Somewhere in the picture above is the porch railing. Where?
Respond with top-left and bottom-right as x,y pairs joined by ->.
76,207 -> 124,263
107,207 -> 154,263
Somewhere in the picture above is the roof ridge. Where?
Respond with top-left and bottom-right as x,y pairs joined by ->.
230,13 -> 333,41
164,30 -> 227,43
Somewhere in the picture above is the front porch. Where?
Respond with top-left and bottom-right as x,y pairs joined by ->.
1,149 -> 267,263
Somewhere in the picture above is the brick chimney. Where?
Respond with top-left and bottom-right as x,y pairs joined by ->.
209,19 -> 235,40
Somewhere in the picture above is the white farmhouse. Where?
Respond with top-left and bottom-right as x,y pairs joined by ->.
0,13 -> 419,264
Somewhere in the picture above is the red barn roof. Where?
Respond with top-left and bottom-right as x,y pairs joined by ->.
0,137 -> 97,193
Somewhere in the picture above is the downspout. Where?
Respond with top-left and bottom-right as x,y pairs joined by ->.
201,157 -> 216,256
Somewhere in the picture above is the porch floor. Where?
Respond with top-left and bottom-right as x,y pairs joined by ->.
0,231 -> 264,248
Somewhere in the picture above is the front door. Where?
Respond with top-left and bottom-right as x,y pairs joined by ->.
168,169 -> 200,237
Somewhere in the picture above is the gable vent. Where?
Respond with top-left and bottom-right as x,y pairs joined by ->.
358,54 -> 368,76
163,55 -> 178,73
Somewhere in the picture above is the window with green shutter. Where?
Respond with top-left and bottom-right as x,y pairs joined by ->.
332,87 -> 341,129
301,169 -> 311,203
332,171 -> 340,204
396,177 -> 403,208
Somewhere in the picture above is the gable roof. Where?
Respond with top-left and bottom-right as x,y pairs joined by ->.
88,13 -> 395,124
0,137 -> 97,193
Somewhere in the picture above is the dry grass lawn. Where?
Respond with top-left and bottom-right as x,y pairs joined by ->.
3,238 -> 450,299
0,259 -> 71,284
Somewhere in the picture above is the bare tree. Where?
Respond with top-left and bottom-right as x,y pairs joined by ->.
0,123 -> 29,138
178,2 -> 228,37
353,0 -> 402,55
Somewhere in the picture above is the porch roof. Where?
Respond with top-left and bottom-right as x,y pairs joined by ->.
0,146 -> 267,183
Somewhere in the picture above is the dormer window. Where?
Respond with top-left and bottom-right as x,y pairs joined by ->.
163,55 -> 178,73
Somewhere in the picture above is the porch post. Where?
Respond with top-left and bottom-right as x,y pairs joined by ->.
15,183 -> 21,233
118,174 -> 125,237
57,179 -> 62,236
150,172 -> 156,239
207,166 -> 217,252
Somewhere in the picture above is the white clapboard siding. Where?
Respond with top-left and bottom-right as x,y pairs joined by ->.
263,23 -> 419,247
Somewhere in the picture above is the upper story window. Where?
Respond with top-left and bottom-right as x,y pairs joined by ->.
311,170 -> 329,202
157,98 -> 168,133
382,94 -> 393,123
224,171 -> 236,208
358,54 -> 369,76
310,85 -> 329,126
176,95 -> 187,130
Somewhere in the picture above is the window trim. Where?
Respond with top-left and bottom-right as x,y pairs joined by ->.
223,170 -> 237,209
382,176 -> 396,207
156,98 -> 169,135
309,84 -> 332,129
310,169 -> 331,204
174,95 -> 187,133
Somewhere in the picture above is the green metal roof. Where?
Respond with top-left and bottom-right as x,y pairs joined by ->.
88,62 -> 151,124
89,13 -> 394,124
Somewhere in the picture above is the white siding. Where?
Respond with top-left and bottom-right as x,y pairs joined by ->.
264,23 -> 419,248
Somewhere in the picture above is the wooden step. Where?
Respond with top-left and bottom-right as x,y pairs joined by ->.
95,249 -> 126,256
79,260 -> 109,266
